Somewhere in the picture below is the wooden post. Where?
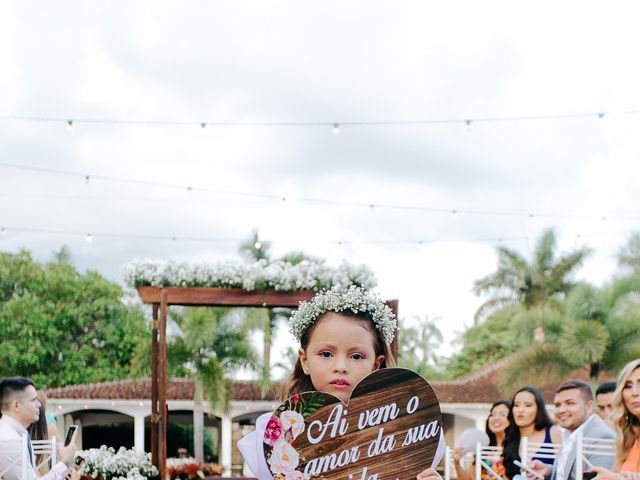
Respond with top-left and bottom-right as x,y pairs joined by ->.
151,303 -> 159,466
159,290 -> 168,480
386,300 -> 399,361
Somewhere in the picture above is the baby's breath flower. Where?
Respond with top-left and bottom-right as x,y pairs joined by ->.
289,286 -> 397,345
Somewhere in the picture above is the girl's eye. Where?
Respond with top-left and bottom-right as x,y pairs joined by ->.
351,353 -> 365,360
319,351 -> 333,358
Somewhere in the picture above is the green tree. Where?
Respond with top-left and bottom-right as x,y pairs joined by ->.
398,316 -> 445,379
0,249 -> 148,388
237,231 -> 315,394
499,280 -> 640,394
131,306 -> 257,462
618,232 -> 640,277
473,228 -> 591,332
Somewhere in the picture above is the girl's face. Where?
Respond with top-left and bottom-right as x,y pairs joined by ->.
512,391 -> 538,428
299,312 -> 385,403
488,404 -> 510,434
622,366 -> 640,418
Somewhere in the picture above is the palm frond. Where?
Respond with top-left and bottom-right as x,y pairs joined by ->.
558,320 -> 609,367
499,343 -> 574,396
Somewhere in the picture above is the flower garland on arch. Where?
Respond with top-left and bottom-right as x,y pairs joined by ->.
123,258 -> 377,292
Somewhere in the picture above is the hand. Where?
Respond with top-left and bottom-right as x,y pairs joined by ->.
453,447 -> 465,463
66,465 -> 83,480
57,429 -> 78,466
591,466 -> 624,480
417,467 -> 442,480
620,473 -> 640,480
525,460 -> 549,479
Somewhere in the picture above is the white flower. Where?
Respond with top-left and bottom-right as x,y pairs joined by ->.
280,410 -> 305,439
289,286 -> 397,345
268,439 -> 300,475
122,259 -> 377,292
285,470 -> 309,480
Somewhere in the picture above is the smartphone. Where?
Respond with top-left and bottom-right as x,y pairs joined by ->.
583,472 -> 597,480
513,460 -> 545,480
64,426 -> 78,446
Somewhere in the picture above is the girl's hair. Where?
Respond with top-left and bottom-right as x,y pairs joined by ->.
485,400 -> 511,447
28,402 -> 49,469
503,387 -> 552,480
279,310 -> 396,401
613,359 -> 640,462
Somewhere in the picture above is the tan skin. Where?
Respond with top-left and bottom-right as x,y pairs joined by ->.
299,312 -> 442,480
453,403 -> 510,480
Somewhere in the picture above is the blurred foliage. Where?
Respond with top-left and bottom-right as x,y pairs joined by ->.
0,248 -> 148,388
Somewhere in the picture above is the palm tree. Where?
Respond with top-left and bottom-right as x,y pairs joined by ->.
398,315 -> 444,379
132,307 -> 257,461
499,280 -> 640,394
237,231 -> 314,394
473,228 -> 591,330
618,232 -> 640,277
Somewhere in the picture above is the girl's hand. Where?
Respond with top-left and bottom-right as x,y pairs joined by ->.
591,466 -> 624,480
417,467 -> 442,480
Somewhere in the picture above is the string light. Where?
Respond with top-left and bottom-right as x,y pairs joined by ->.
332,123 -> 341,135
84,175 -> 90,185
2,161 -> 639,222
254,241 -> 262,250
86,233 -> 93,243
1,110 -> 637,130
66,120 -> 74,132
0,227 -> 5,236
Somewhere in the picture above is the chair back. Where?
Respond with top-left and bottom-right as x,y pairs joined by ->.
475,443 -> 503,480
575,433 -> 615,480
31,436 -> 57,473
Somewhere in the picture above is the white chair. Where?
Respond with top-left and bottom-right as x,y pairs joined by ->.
31,436 -> 57,473
575,432 -> 616,480
521,436 -> 561,465
475,443 -> 504,480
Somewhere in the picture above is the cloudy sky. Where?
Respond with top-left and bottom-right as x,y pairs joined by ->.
2,1 -> 639,364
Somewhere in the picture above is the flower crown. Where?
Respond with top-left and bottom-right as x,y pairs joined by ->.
289,286 -> 398,345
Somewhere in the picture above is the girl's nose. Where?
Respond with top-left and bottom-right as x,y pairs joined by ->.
333,358 -> 348,373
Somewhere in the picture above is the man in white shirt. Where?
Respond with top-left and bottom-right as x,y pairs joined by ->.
0,377 -> 80,480
528,380 -> 615,480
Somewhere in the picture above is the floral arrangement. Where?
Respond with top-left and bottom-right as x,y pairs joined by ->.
122,259 -> 376,292
263,393 -> 327,480
290,286 -> 397,345
77,446 -> 158,480
166,459 -> 222,480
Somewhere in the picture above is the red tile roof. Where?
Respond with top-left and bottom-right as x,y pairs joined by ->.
45,358 -> 614,404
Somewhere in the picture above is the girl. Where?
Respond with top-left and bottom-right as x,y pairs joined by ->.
453,400 -> 511,480
503,387 -> 561,480
592,359 -> 640,480
238,287 -> 444,480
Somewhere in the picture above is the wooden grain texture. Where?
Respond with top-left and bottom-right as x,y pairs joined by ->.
265,369 -> 441,480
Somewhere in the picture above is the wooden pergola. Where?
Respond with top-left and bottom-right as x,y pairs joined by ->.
136,286 -> 398,479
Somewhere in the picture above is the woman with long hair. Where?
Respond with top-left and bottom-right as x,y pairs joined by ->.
593,359 -> 640,479
454,400 -> 511,480
502,386 -> 561,479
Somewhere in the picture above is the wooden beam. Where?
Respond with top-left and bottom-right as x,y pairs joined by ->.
137,286 -> 315,307
159,291 -> 168,480
150,303 -> 159,467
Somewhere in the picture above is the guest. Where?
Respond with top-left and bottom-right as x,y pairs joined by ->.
454,400 -> 511,480
596,382 -> 617,430
592,359 -> 640,479
503,386 -> 561,479
0,377 -> 80,480
527,380 -> 614,480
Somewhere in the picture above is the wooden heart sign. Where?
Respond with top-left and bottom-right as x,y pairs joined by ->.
263,368 -> 441,480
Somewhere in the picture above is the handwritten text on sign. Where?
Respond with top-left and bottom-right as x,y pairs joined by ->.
263,368 -> 442,480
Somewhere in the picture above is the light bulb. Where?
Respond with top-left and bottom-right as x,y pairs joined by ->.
85,175 -> 90,185
0,227 -> 5,237
254,241 -> 262,250
332,123 -> 340,136
67,120 -> 75,131
86,233 -> 93,243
